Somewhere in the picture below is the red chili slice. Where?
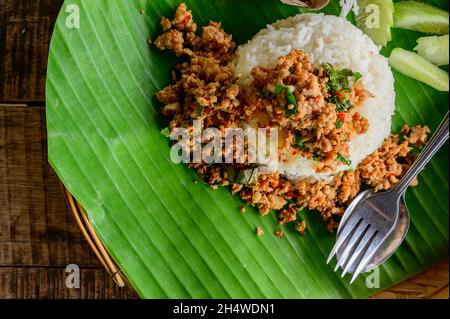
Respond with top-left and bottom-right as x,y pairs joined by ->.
178,15 -> 191,30
338,112 -> 346,122
286,192 -> 298,199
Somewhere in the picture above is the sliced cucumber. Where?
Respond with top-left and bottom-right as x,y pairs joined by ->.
415,35 -> 449,66
394,1 -> 449,35
356,0 -> 394,47
389,48 -> 449,92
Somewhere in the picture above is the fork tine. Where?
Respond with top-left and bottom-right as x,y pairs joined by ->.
334,221 -> 368,271
350,234 -> 384,284
341,227 -> 377,277
335,222 -> 370,275
327,217 -> 362,264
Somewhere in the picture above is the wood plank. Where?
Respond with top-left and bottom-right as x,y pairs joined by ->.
0,104 -> 138,298
372,260 -> 449,299
430,286 -> 449,299
0,105 -> 99,267
0,0 -> 63,102
0,267 -> 138,299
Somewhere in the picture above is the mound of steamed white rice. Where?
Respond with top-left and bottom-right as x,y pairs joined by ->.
234,13 -> 395,181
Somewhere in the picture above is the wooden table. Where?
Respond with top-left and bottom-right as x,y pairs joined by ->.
0,0 -> 447,299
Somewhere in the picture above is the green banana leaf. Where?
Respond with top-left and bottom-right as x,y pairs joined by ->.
46,0 -> 449,298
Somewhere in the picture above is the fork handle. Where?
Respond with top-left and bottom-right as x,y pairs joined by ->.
392,112 -> 449,196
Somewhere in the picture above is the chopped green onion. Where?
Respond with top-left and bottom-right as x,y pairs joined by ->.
274,84 -> 285,97
295,141 -> 307,151
284,90 -> 298,118
322,63 -> 363,91
337,154 -> 352,166
294,131 -> 311,151
335,100 -> 354,113
285,89 -> 297,107
323,63 -> 360,113
273,84 -> 299,118
161,127 -> 171,137
336,119 -> 343,129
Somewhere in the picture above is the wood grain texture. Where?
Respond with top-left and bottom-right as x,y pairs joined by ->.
0,0 -> 63,102
431,287 -> 449,299
372,260 -> 449,299
0,267 -> 137,299
0,105 -> 138,298
0,105 -> 97,267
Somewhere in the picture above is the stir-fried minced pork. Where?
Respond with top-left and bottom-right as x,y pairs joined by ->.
153,4 -> 429,236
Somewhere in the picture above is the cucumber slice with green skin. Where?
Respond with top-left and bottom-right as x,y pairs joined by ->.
389,48 -> 449,92
356,0 -> 394,47
394,1 -> 449,35
415,35 -> 449,66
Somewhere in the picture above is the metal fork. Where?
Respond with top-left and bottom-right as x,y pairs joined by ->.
328,113 -> 449,284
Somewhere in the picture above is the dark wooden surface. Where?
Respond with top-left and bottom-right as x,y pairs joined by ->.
0,105 -> 138,298
0,0 -> 447,299
0,0 -> 138,298
0,0 -> 62,103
